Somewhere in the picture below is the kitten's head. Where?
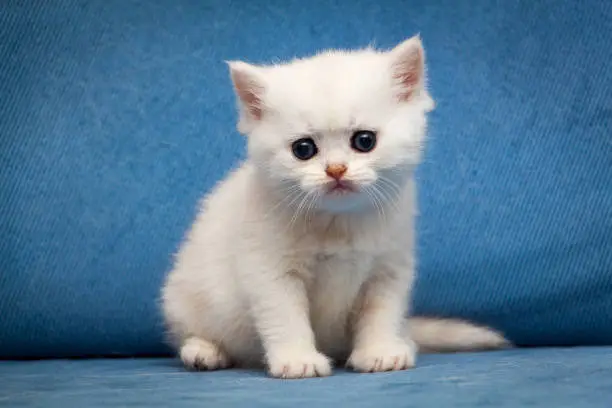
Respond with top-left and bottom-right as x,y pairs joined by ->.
228,36 -> 434,214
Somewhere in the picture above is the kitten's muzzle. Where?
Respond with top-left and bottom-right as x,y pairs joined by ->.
324,163 -> 357,194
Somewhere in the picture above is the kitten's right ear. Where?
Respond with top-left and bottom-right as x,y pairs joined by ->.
227,61 -> 266,122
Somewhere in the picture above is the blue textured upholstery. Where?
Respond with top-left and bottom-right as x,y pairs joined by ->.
1,0 -> 611,362
2,348 -> 612,407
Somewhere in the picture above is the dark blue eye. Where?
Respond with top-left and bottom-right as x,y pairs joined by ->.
291,138 -> 318,160
351,130 -> 377,153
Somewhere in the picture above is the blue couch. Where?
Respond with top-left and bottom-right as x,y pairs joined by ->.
1,1 -> 611,406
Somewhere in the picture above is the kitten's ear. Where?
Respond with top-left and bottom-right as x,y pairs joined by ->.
389,36 -> 432,108
227,61 -> 266,122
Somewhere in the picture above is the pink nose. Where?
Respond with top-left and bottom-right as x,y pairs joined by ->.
325,164 -> 347,180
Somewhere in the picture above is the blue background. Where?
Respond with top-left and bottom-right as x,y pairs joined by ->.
1,0 -> 611,358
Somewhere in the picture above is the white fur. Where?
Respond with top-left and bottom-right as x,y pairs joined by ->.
161,36 -> 509,379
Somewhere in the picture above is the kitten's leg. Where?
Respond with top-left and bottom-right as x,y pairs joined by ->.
347,261 -> 417,373
245,264 -> 332,379
180,337 -> 231,371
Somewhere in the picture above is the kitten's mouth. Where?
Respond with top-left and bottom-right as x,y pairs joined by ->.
325,180 -> 357,195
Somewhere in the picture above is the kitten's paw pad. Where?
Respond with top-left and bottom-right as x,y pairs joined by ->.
180,337 -> 231,371
348,340 -> 416,373
267,349 -> 332,379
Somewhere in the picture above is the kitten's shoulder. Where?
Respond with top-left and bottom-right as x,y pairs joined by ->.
185,161 -> 257,236
199,161 -> 254,208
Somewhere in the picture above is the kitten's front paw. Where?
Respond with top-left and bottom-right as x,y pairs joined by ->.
180,337 -> 231,371
348,339 -> 417,373
267,348 -> 332,379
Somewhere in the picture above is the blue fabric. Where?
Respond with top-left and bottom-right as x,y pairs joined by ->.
1,0 -> 611,358
1,348 -> 611,407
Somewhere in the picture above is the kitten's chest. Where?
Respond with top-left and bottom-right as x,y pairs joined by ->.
311,249 -> 373,285
297,227 -> 387,324
306,249 -> 374,357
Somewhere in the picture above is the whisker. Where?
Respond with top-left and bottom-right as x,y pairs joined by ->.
264,185 -> 302,219
302,190 -> 320,232
371,184 -> 390,225
376,178 -> 403,214
363,186 -> 385,225
378,176 -> 403,196
288,191 -> 310,231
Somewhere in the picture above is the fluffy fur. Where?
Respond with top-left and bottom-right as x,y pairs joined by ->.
162,36 -> 509,379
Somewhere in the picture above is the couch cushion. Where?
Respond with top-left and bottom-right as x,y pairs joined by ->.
1,0 -> 611,358
1,348 -> 611,407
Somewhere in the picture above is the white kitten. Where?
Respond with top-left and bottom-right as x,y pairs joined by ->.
161,36 -> 509,379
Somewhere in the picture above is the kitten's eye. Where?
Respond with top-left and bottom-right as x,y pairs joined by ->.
350,130 -> 377,153
291,138 -> 318,161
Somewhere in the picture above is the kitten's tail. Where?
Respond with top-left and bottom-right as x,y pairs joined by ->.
406,317 -> 512,353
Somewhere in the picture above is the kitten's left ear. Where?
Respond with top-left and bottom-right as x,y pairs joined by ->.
389,36 -> 434,110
